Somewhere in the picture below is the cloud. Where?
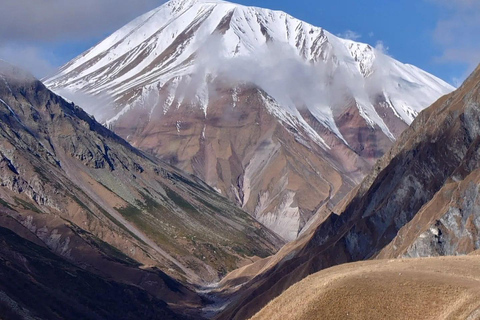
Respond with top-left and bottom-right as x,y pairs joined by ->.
374,41 -> 389,54
451,77 -> 464,88
0,59 -> 37,83
0,0 -> 164,43
168,37 -> 390,131
0,45 -> 57,79
0,1 -> 165,78
52,87 -> 118,124
337,30 -> 362,41
429,0 -> 480,78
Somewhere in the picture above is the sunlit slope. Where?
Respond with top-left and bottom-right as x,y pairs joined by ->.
251,256 -> 480,320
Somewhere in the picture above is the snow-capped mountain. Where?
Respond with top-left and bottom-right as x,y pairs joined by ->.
46,0 -> 454,241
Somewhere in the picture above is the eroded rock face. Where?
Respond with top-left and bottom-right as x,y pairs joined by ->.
215,65 -> 480,320
115,85 -> 371,241
380,152 -> 480,258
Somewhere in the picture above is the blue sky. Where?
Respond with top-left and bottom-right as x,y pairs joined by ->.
240,0 -> 477,86
0,0 -> 478,85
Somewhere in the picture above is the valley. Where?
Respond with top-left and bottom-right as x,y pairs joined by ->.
0,0 -> 478,319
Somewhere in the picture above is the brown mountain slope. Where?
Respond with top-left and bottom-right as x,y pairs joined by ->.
0,58 -> 282,304
215,65 -> 480,320
116,84 -> 372,241
250,256 -> 480,320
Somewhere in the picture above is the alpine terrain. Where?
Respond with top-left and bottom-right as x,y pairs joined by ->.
0,59 -> 284,319
46,0 -> 454,241
214,64 -> 480,320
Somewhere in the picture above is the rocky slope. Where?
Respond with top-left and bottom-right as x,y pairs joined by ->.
0,56 -> 283,307
45,0 -> 454,241
214,65 -> 480,320
251,256 -> 480,320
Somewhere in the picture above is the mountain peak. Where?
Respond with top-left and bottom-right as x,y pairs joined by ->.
46,0 -> 452,133
45,0 -> 454,241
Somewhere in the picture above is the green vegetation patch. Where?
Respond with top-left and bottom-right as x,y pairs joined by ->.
115,204 -> 142,220
92,236 -> 141,267
165,187 -> 199,214
122,207 -> 181,252
0,198 -> 13,210
136,190 -> 162,212
13,197 -> 42,213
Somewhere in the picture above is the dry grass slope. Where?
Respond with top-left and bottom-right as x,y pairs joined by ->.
251,256 -> 480,320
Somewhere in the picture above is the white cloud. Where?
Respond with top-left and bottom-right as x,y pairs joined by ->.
429,0 -> 480,79
0,0 -> 164,42
429,0 -> 478,8
374,41 -> 389,54
191,38 -> 392,116
0,45 -> 57,79
337,30 -> 362,41
0,1 -> 165,78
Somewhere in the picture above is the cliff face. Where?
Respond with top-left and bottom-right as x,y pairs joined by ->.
377,65 -> 480,259
216,65 -> 480,320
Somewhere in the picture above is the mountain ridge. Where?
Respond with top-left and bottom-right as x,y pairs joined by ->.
0,60 -> 283,290
214,64 -> 480,319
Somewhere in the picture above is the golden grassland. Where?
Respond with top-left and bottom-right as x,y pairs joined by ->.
250,256 -> 480,320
